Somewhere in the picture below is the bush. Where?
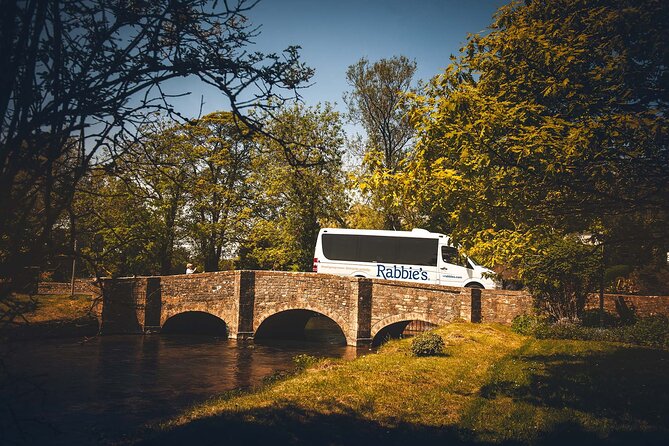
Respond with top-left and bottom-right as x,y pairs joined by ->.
521,236 -> 602,321
511,314 -> 545,335
617,315 -> 669,349
533,320 -> 591,341
523,315 -> 669,349
410,331 -> 445,357
293,354 -> 320,371
580,309 -> 620,328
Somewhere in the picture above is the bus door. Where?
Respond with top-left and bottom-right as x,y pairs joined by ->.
438,245 -> 473,287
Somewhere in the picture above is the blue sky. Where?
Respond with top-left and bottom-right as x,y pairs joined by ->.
168,0 -> 508,120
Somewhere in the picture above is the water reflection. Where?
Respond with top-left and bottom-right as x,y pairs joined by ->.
1,335 -> 367,445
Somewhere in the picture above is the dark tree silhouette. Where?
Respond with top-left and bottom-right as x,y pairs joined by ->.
0,0 -> 313,286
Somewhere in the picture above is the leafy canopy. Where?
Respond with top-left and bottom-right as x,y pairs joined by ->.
403,0 -> 668,318
345,56 -> 418,230
406,0 -> 668,265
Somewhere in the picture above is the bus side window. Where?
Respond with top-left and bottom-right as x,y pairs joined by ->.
441,246 -> 469,268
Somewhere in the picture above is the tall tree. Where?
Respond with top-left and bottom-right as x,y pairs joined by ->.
183,112 -> 256,272
103,121 -> 192,275
72,168 -> 160,277
344,56 -> 417,230
0,0 -> 313,285
69,113 -> 254,276
404,0 -> 669,318
239,103 -> 347,271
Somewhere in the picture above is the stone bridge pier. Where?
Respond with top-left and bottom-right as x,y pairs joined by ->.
100,271 -> 533,346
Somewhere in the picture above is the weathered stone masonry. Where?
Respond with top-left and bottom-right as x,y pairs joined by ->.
96,271 -> 532,346
37,279 -> 100,297
39,272 -> 669,346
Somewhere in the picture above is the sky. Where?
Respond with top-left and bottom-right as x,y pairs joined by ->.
168,0 -> 509,122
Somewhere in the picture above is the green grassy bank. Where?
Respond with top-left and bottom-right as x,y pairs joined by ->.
0,293 -> 98,339
140,323 -> 669,445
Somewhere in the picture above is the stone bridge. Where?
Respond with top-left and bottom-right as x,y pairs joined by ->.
99,270 -> 532,346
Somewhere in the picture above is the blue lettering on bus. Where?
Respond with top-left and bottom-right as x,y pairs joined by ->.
376,264 -> 429,281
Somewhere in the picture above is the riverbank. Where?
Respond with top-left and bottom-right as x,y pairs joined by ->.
140,323 -> 669,445
0,293 -> 99,340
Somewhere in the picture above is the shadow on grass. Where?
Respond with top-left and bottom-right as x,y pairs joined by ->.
140,397 -> 668,446
139,402 -> 478,446
479,345 -> 669,429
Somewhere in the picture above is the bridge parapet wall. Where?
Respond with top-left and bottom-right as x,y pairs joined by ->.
585,294 -> 669,318
478,289 -> 534,324
159,271 -> 239,333
37,279 -> 101,297
64,273 -> 669,343
368,279 -> 470,338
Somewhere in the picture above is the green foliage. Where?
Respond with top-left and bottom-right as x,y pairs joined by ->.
410,331 -> 446,356
260,370 -> 292,387
511,314 -> 545,336
292,354 -> 321,371
522,236 -> 602,320
580,309 -> 621,328
515,314 -> 669,349
71,103 -> 348,276
180,112 -> 257,272
74,170 -> 163,277
0,0 -> 313,287
401,0 -> 668,310
260,355 -> 322,388
237,103 -> 348,271
82,120 -> 193,276
164,324 -> 669,446
72,113 -> 255,276
618,315 -> 669,349
345,56 -> 419,230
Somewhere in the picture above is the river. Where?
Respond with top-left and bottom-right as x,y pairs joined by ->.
0,334 -> 369,445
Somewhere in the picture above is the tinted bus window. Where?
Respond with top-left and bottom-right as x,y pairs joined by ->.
359,236 -> 397,263
322,233 -> 358,260
399,237 -> 438,266
322,234 -> 438,266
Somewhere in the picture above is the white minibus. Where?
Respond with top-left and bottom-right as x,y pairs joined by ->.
313,228 -> 498,289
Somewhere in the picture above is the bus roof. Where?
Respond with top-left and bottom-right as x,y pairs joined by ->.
319,228 -> 448,241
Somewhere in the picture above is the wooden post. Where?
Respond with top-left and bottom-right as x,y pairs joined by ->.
70,240 -> 77,296
599,243 -> 605,326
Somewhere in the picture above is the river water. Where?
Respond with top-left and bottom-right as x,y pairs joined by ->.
1,334 -> 368,445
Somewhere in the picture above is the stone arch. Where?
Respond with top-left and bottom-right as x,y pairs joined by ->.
254,304 -> 352,345
370,313 -> 448,340
161,310 -> 228,336
160,304 -> 234,328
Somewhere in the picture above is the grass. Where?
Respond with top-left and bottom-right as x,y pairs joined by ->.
0,293 -> 98,338
138,323 -> 669,445
1,293 -> 95,324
